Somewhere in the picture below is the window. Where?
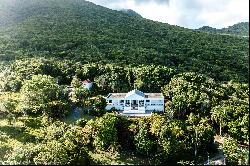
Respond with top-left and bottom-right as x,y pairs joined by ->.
146,100 -> 150,102
150,100 -> 164,106
112,100 -> 118,105
139,100 -> 144,107
151,100 -> 158,105
109,100 -> 112,104
125,100 -> 130,107
120,100 -> 124,105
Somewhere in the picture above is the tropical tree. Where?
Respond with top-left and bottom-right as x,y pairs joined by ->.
211,105 -> 227,136
221,135 -> 249,165
134,121 -> 156,156
91,113 -> 119,151
19,74 -> 62,116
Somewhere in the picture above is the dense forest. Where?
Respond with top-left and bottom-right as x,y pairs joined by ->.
0,0 -> 249,83
197,22 -> 249,37
0,0 -> 249,165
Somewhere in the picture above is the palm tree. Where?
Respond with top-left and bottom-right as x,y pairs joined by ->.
211,106 -> 226,136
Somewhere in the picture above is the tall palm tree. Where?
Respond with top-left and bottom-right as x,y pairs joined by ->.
211,106 -> 226,136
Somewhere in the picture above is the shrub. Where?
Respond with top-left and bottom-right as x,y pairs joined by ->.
93,113 -> 119,151
134,121 -> 156,156
116,116 -> 135,150
89,109 -> 105,117
75,118 -> 88,127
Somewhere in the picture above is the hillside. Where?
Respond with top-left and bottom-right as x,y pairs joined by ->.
197,22 -> 249,37
119,9 -> 142,18
0,0 -> 249,165
0,0 -> 249,82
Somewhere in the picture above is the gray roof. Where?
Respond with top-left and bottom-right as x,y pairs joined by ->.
145,93 -> 164,98
107,89 -> 164,99
107,93 -> 127,99
125,89 -> 145,98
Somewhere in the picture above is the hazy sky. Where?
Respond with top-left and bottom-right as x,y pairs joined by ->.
87,0 -> 249,29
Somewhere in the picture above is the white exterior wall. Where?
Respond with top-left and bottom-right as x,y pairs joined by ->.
146,105 -> 164,111
106,98 -> 124,110
145,98 -> 164,111
105,96 -> 164,113
123,93 -> 145,113
81,82 -> 93,90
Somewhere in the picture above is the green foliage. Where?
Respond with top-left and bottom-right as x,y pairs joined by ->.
156,120 -> 187,163
75,118 -> 88,127
4,120 -> 91,165
4,143 -> 41,165
221,136 -> 249,165
45,100 -> 70,119
0,0 -> 248,83
186,114 -> 215,151
210,82 -> 249,144
92,113 -> 119,151
134,119 -> 156,156
0,92 -> 20,115
33,140 -> 70,165
150,114 -> 166,137
19,74 -> 68,118
0,0 -> 248,164
88,95 -> 107,117
70,76 -> 81,88
88,109 -> 105,117
0,69 -> 22,92
197,22 -> 249,37
91,96 -> 107,110
115,115 -> 135,150
69,87 -> 91,108
162,72 -> 221,119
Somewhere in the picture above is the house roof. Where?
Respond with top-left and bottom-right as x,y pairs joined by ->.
82,79 -> 92,83
144,93 -> 164,98
107,93 -> 127,98
106,90 -> 164,99
125,89 -> 145,98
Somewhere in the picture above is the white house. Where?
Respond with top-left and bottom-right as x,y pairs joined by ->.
105,89 -> 164,114
81,79 -> 93,90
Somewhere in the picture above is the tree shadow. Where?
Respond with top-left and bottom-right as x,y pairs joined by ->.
114,150 -> 153,165
0,125 -> 36,143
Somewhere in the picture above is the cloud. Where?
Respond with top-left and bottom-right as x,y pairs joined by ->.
88,0 -> 169,5
133,0 -> 170,5
87,0 -> 249,29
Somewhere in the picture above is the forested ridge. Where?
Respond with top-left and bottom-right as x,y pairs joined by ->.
0,0 -> 249,82
0,0 -> 249,165
197,22 -> 249,37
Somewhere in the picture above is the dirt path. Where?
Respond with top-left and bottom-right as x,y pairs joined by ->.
200,135 -> 226,165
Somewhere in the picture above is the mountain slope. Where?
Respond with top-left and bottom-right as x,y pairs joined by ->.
0,0 -> 249,82
119,9 -> 142,18
197,22 -> 249,37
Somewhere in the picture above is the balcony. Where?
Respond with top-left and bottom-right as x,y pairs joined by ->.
131,106 -> 138,110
